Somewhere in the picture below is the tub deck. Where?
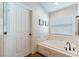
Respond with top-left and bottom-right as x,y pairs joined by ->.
37,40 -> 78,57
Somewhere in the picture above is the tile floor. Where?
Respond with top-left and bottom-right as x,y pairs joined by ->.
26,52 -> 46,57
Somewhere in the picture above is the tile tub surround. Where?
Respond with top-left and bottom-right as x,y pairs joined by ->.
37,40 -> 78,57
48,34 -> 77,44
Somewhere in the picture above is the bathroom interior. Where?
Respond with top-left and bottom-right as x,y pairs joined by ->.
0,2 -> 79,57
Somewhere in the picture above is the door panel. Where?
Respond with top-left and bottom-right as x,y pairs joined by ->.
15,4 -> 31,56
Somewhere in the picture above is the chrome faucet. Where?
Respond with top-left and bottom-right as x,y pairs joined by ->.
66,42 -> 71,51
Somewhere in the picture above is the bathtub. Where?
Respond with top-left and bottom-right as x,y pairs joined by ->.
37,40 -> 78,57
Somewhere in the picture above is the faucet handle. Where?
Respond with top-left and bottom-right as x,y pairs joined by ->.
64,47 -> 67,51
73,47 -> 76,51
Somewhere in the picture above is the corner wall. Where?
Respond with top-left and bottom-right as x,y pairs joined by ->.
26,3 -> 49,54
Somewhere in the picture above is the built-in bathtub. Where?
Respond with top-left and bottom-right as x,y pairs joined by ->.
37,40 -> 78,57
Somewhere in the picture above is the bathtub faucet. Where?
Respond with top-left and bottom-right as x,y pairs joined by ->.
66,42 -> 71,51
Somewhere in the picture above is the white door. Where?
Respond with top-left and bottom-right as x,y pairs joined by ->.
15,4 -> 31,57
4,3 -> 32,57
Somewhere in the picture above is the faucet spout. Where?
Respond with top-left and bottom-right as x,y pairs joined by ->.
66,42 -> 71,51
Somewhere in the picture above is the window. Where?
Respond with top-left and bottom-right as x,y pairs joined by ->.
50,16 -> 73,35
49,5 -> 77,36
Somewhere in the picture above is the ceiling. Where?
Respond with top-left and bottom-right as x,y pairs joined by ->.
39,2 -> 77,12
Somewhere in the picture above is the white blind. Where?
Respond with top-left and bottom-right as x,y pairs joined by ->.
51,16 -> 73,35
50,5 -> 77,36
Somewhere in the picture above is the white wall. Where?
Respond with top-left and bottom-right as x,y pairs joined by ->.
0,3 -> 3,34
77,3 -> 79,55
0,2 -> 4,57
4,2 -> 49,56
23,3 -> 49,54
